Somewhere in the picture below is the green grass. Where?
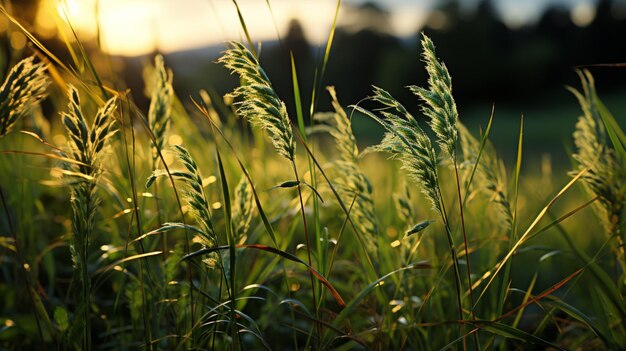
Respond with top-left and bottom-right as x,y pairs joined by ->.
0,5 -> 625,351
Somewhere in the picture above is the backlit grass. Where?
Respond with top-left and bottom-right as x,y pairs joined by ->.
0,6 -> 625,351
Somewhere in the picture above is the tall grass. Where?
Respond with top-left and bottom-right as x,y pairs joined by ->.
61,85 -> 117,350
0,56 -> 49,138
569,69 -> 626,270
1,7 -> 625,351
0,54 -> 49,348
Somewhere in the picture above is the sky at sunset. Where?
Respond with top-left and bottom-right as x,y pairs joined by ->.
35,0 -> 605,56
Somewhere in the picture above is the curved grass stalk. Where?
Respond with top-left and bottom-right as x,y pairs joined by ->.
473,168 -> 588,304
354,88 -> 465,338
313,87 -> 378,255
410,32 -> 479,348
61,85 -> 117,351
147,54 -> 173,166
569,69 -> 626,272
148,145 -> 242,347
219,41 -> 321,343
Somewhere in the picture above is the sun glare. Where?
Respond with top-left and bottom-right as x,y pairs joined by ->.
55,0 -> 96,34
31,0 -> 610,57
98,1 -> 159,56
56,0 -> 81,19
36,0 -> 347,56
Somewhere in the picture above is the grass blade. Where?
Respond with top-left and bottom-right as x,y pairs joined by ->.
496,268 -> 583,322
595,93 -> 626,160
309,0 -> 341,116
291,53 -> 306,140
544,296 -> 612,347
182,244 -> 346,308
95,251 -> 163,275
325,262 -> 431,346
475,167 -> 588,304
231,0 -> 257,58
216,149 -> 240,349
470,320 -> 565,350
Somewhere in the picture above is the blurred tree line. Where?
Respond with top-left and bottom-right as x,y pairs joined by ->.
259,0 -> 626,120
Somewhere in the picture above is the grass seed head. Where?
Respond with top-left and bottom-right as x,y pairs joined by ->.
232,175 -> 254,244
218,41 -> 296,161
458,123 -> 513,230
570,70 -> 625,233
0,56 -> 50,138
408,32 -> 459,161
147,145 -> 217,249
148,54 -> 173,163
62,85 -> 117,179
316,87 -> 379,249
363,86 -> 442,215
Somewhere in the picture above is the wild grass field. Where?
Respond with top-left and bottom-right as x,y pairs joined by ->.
0,3 -> 625,351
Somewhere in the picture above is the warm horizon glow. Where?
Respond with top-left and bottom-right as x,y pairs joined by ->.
39,0 -> 367,56
36,0 -> 603,56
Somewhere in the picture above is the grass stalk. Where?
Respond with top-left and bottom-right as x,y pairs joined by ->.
453,159 -> 480,350
0,186 -> 46,349
496,116 -> 523,330
1,9 -> 624,349
291,160 -> 321,343
133,102 -> 197,345
195,98 -> 301,349
437,187 -> 466,346
61,86 -> 117,350
119,103 -> 154,350
216,150 -> 241,350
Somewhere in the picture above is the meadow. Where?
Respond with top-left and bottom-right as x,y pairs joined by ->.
0,5 -> 625,351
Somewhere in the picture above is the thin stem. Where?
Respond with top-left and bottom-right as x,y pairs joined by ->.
131,100 -> 195,345
197,101 -> 300,350
438,186 -> 465,351
216,250 -> 240,350
326,194 -> 357,277
0,186 -> 46,350
454,160 -> 480,350
291,160 -> 321,344
151,179 -> 175,337
125,123 -> 154,350
610,218 -> 626,281
76,183 -> 94,351
291,124 -> 380,280
211,271 -> 224,351
151,157 -> 167,260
